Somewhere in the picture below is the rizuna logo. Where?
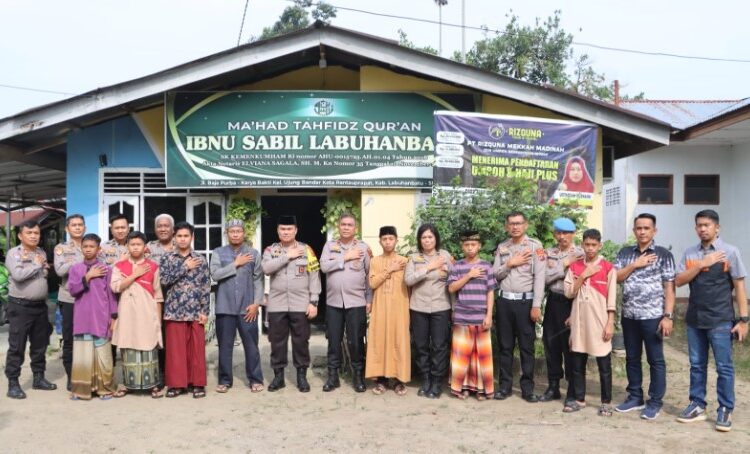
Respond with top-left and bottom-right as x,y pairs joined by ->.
488,123 -> 505,139
314,99 -> 334,116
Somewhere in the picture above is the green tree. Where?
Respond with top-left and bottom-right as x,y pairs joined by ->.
397,29 -> 439,56
403,179 -> 588,260
256,0 -> 337,41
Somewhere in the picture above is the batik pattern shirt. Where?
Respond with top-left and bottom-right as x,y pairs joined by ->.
160,251 -> 210,322
614,242 -> 675,320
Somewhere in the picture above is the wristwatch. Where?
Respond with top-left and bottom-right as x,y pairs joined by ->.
739,316 -> 749,323
662,312 -> 674,320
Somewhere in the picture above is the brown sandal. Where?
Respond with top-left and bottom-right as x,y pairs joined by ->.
150,386 -> 164,398
215,384 -> 230,394
250,383 -> 264,393
394,383 -> 407,396
372,383 -> 387,395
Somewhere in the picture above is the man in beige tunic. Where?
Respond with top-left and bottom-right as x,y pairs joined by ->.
563,228 -> 617,416
365,226 -> 410,395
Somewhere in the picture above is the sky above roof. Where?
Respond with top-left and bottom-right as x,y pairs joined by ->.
1,0 -> 747,119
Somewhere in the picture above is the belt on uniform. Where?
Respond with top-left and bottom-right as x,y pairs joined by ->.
8,296 -> 46,306
498,291 -> 533,301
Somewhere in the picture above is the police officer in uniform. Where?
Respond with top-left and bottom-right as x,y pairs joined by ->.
540,217 -> 583,402
493,211 -> 546,402
53,214 -> 85,391
5,220 -> 57,398
98,213 -> 129,266
320,213 -> 372,393
261,215 -> 321,392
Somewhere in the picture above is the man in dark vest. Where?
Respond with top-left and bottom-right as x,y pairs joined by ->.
675,209 -> 748,432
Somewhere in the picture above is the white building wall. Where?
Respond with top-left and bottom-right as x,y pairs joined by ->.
607,143 -> 748,297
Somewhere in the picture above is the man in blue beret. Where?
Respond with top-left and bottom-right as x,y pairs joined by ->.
540,217 -> 583,403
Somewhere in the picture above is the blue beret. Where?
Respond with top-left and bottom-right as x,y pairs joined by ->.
552,217 -> 576,233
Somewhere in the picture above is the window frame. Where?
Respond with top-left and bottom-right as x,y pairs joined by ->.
637,174 -> 673,205
684,174 -> 720,205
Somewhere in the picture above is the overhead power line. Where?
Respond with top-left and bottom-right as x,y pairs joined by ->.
0,83 -> 76,96
300,1 -> 750,63
237,0 -> 250,47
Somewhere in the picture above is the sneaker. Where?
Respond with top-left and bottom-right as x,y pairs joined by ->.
640,404 -> 661,420
676,401 -> 707,423
715,407 -> 732,432
615,397 -> 645,413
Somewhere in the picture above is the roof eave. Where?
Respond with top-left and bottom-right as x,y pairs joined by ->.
0,25 -> 671,146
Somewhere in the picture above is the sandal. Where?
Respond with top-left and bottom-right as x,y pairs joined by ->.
112,389 -> 127,398
454,390 -> 469,400
99,394 -> 113,401
250,383 -> 264,393
151,386 -> 164,399
193,387 -> 206,399
372,383 -> 387,395
215,384 -> 230,394
598,404 -> 613,417
165,387 -> 185,398
394,383 -> 407,396
563,401 -> 585,413
477,393 -> 487,401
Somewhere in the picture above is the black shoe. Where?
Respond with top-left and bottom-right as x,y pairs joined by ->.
296,367 -> 310,393
426,377 -> 442,399
267,368 -> 286,392
32,373 -> 57,391
493,390 -> 511,400
417,374 -> 431,397
352,369 -> 366,393
7,378 -> 26,399
539,381 -> 561,402
322,368 -> 340,392
522,393 -> 540,403
66,379 -> 72,392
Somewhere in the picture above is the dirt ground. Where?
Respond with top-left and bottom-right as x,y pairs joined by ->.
0,325 -> 746,454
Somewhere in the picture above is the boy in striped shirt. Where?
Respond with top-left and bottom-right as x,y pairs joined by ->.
447,231 -> 496,400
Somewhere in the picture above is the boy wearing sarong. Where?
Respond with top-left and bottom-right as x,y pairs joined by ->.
67,233 -> 120,400
447,231 -> 496,400
111,231 -> 164,397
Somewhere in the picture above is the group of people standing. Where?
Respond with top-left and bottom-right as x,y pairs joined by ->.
3,207 -> 746,432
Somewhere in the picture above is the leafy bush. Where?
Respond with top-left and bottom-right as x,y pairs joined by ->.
404,179 -> 588,260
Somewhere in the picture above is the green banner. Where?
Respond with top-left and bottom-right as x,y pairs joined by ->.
166,91 -> 447,188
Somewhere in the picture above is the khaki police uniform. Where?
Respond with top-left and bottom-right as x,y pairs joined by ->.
53,240 -> 83,382
98,239 -> 128,266
404,250 -> 453,383
493,235 -> 546,397
543,245 -> 583,399
262,241 -> 321,370
320,239 -> 372,372
5,245 -> 51,380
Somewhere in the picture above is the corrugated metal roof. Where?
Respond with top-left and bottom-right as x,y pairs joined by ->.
619,100 -> 740,129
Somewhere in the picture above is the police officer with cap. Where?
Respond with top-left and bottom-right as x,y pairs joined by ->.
539,217 -> 583,402
261,215 -> 321,392
5,220 -> 57,398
